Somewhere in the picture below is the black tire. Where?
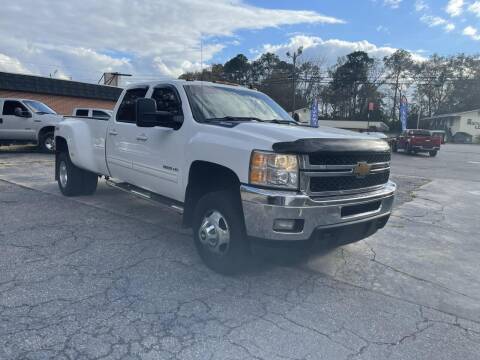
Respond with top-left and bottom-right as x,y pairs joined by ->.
429,150 -> 438,157
57,152 -> 98,196
392,142 -> 398,152
193,190 -> 249,275
39,131 -> 55,153
406,144 -> 413,155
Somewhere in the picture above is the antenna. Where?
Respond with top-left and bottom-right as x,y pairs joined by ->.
200,36 -> 203,81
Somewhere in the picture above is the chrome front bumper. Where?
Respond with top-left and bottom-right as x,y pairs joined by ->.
240,181 -> 396,241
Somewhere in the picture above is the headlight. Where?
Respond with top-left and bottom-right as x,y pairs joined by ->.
249,150 -> 298,189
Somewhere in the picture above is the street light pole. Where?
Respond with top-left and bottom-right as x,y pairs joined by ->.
286,46 -> 303,114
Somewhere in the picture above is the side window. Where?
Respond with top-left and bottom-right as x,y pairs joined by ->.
92,110 -> 110,118
76,109 -> 89,117
116,88 -> 148,123
151,87 -> 182,116
3,101 -> 27,116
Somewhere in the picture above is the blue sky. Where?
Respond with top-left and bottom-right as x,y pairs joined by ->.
0,1 -> 479,83
216,0 -> 480,64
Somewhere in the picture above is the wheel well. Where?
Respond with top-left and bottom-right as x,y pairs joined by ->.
39,126 -> 55,139
183,161 -> 241,228
54,137 -> 68,180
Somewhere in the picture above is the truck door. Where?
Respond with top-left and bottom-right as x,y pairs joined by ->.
106,87 -> 148,183
0,100 -> 35,140
131,85 -> 185,201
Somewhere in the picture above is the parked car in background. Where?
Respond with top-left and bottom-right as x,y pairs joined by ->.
392,129 -> 441,157
54,80 -> 396,274
72,108 -> 113,119
0,98 -> 63,152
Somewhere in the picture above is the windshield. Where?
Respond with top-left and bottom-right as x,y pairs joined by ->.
184,85 -> 293,123
23,100 -> 57,114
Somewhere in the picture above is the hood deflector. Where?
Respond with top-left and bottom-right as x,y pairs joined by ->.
272,138 -> 390,154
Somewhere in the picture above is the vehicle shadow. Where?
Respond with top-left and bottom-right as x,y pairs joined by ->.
0,145 -> 44,154
392,151 -> 431,158
244,238 -> 339,275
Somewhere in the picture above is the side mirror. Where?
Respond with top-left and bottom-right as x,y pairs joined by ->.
135,98 -> 181,129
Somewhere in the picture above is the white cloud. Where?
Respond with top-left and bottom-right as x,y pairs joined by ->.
261,35 -> 425,66
376,25 -> 390,34
446,0 -> 464,17
445,23 -> 456,32
384,0 -> 403,9
463,25 -> 480,40
468,1 -> 480,17
0,53 -> 31,74
0,0 -> 344,82
415,0 -> 429,12
420,15 -> 456,32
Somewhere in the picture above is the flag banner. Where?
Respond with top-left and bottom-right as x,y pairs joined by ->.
310,98 -> 318,127
400,97 -> 408,131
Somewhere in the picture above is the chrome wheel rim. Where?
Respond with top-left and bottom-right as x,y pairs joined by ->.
198,210 -> 230,256
59,161 -> 68,188
44,136 -> 55,151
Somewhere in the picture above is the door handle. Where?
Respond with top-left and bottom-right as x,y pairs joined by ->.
136,135 -> 148,141
108,130 -> 118,136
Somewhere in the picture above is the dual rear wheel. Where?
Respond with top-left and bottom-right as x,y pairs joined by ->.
57,152 -> 98,196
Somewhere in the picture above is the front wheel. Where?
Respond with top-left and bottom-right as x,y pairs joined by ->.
39,131 -> 55,153
193,190 -> 249,275
429,150 -> 438,157
57,152 -> 98,196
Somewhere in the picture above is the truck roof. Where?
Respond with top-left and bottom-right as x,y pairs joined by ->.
0,98 -> 46,102
124,79 -> 256,92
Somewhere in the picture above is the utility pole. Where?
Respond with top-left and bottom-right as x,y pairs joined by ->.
286,46 -> 303,114
417,104 -> 421,129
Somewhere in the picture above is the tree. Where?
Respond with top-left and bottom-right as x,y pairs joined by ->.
383,49 -> 414,122
328,51 -> 375,119
223,54 -> 250,84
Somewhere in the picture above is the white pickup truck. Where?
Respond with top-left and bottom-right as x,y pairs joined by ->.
54,80 -> 396,274
0,98 -> 64,152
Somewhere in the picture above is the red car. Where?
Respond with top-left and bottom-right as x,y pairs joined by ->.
392,129 -> 441,157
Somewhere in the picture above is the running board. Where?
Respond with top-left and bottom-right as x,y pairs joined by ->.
105,180 -> 184,214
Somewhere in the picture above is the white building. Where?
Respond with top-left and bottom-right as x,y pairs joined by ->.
421,109 -> 480,143
294,107 -> 389,132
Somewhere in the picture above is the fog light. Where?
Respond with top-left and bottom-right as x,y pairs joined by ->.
273,219 -> 304,233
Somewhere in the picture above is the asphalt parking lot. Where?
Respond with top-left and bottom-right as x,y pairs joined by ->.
1,144 -> 480,359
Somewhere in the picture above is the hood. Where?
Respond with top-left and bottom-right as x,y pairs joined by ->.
37,113 -> 64,123
227,122 -> 390,154
232,122 -> 374,144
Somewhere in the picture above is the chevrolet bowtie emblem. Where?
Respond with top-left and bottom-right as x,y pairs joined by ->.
353,162 -> 371,178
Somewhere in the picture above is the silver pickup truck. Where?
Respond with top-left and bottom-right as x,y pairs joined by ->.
0,98 -> 63,152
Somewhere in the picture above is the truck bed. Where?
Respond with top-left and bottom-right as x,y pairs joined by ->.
57,116 -> 110,176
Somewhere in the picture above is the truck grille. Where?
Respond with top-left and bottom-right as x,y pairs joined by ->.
301,150 -> 391,195
309,171 -> 390,193
309,152 -> 391,166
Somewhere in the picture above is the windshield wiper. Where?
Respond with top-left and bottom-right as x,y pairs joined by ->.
266,119 -> 302,126
205,116 -> 266,123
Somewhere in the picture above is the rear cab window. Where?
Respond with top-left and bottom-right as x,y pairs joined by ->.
75,109 -> 89,117
92,110 -> 110,118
